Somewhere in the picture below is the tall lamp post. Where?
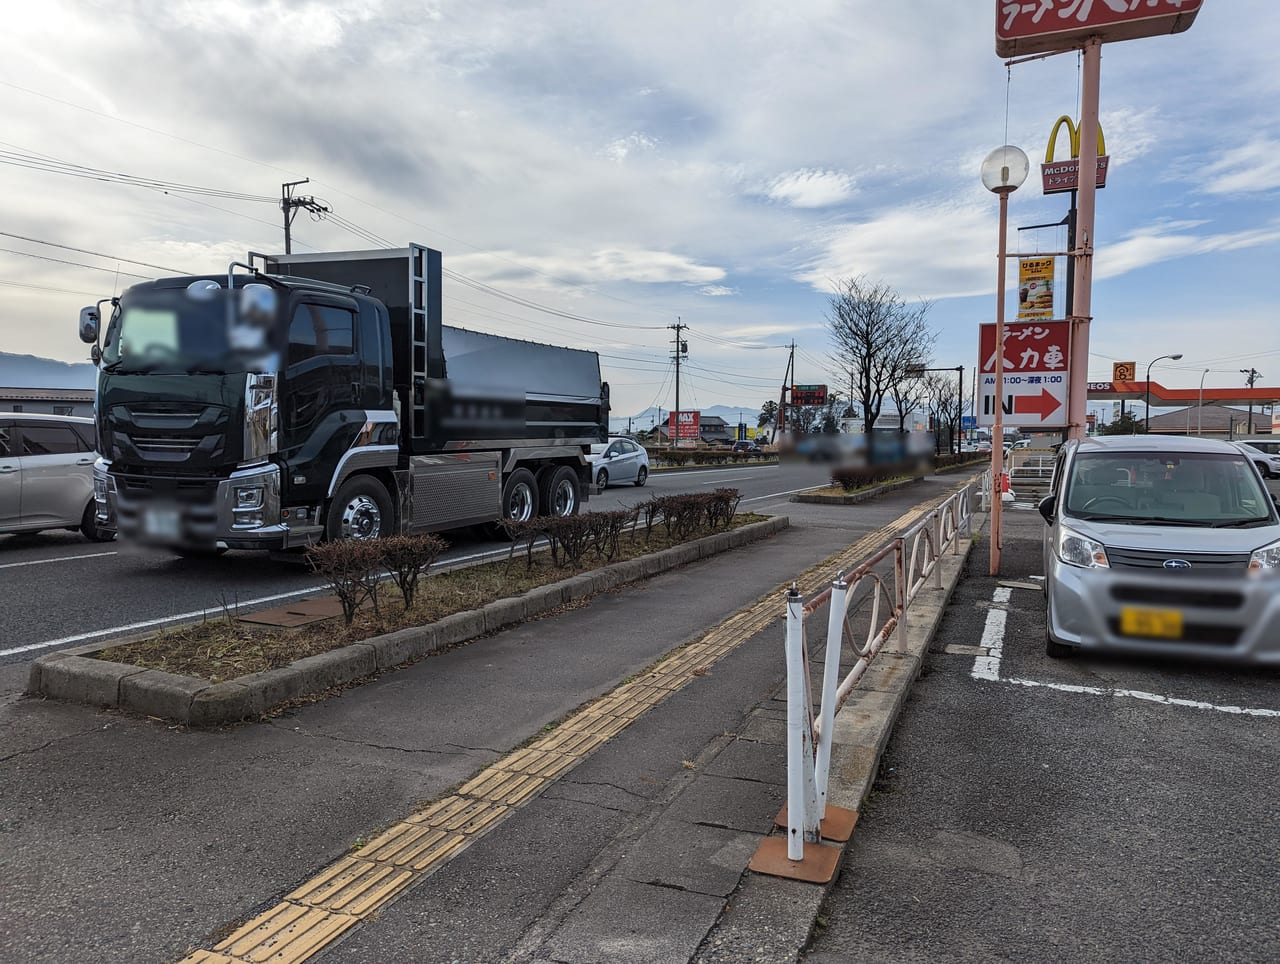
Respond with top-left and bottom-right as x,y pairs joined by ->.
981,145 -> 1029,577
1197,369 -> 1209,436
1144,353 -> 1182,433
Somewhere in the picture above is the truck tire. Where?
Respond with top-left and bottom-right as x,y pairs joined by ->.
327,475 -> 393,541
80,501 -> 115,543
540,465 -> 580,518
501,468 -> 539,524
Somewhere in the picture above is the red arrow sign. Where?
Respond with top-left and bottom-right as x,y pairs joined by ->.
1013,389 -> 1063,421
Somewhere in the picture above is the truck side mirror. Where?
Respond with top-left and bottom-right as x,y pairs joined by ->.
79,306 -> 100,345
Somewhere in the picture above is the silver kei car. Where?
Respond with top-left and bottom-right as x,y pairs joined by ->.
0,413 -> 115,542
1038,435 -> 1280,663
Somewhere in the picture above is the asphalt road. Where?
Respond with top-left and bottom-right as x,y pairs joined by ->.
804,504 -> 1280,963
0,461 -> 827,677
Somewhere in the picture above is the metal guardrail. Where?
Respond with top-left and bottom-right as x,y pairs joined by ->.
766,474 -> 985,873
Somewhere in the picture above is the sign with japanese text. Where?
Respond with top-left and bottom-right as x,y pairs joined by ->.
1112,361 -> 1136,382
978,320 -> 1071,427
790,384 -> 828,407
1042,155 -> 1109,194
996,1 -> 1204,58
1017,257 -> 1056,319
668,410 -> 700,440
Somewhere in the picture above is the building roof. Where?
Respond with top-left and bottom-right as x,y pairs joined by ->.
1144,404 -> 1269,435
0,387 -> 96,401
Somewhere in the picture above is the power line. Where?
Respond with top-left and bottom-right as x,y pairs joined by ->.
0,231 -> 189,274
0,246 -> 151,279
0,278 -> 103,297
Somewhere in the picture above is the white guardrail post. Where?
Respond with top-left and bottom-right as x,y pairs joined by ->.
814,578 -> 848,820
783,585 -> 820,861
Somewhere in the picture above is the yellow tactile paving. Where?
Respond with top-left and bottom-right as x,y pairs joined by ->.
181,486 -> 973,963
286,856 -> 414,916
209,903 -> 359,964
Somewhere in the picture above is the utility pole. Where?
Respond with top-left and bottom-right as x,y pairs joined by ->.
777,341 -> 795,442
1241,367 -> 1261,435
281,178 -> 331,254
670,318 -> 688,445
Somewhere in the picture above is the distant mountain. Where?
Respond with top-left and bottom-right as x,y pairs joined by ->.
0,351 -> 97,389
609,404 -> 765,434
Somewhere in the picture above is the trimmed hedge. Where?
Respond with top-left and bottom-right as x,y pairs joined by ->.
643,447 -> 772,467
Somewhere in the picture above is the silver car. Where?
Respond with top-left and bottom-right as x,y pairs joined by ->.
1039,435 -> 1280,663
588,437 -> 649,489
0,413 -> 114,542
1233,441 -> 1280,480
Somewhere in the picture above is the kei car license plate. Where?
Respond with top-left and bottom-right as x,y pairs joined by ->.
143,507 -> 180,540
1119,607 -> 1184,639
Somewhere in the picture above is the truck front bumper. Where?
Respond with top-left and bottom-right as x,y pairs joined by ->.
106,461 -> 314,551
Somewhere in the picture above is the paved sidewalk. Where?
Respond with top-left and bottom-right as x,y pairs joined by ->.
0,475 -> 976,964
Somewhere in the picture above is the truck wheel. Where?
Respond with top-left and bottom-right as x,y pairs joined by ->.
595,468 -> 609,490
540,466 -> 580,518
327,476 -> 393,541
634,466 -> 648,487
501,468 -> 539,523
80,501 -> 115,543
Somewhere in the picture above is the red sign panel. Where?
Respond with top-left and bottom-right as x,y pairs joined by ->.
790,384 -> 828,407
978,320 -> 1073,428
996,1 -> 1203,58
1042,155 -> 1109,194
668,410 -> 701,440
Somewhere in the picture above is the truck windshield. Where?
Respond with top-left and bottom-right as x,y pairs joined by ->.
101,288 -> 277,374
1063,452 -> 1275,528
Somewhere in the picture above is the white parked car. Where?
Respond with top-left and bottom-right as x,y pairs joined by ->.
1232,441 -> 1280,480
588,437 -> 649,489
0,413 -> 114,542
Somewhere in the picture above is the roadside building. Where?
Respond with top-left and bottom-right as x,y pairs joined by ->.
0,387 -> 95,417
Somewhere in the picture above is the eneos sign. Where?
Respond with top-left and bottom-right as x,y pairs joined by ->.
996,0 -> 1204,58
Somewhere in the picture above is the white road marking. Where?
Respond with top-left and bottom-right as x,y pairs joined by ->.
1001,676 -> 1280,719
1,544 -> 517,659
0,551 -> 117,570
970,587 -> 1011,681
967,584 -> 1279,718
700,476 -> 757,484
742,486 -> 823,504
0,585 -> 329,658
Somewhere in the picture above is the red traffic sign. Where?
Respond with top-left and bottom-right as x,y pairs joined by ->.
996,0 -> 1203,58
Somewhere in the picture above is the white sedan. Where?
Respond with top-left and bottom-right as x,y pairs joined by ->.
588,437 -> 649,489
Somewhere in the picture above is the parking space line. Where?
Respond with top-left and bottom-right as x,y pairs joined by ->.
1001,676 -> 1280,718
0,551 -> 117,570
966,586 -> 1280,719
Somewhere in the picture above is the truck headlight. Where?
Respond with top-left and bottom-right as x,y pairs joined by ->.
235,485 -> 265,509
1057,525 -> 1110,569
1248,538 -> 1280,573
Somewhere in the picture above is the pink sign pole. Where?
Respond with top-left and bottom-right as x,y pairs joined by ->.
1067,38 -> 1102,441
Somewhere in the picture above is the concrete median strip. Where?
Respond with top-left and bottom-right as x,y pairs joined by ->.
26,516 -> 790,726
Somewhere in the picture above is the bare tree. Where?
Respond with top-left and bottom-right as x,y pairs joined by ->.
924,372 -> 961,454
827,276 -> 935,457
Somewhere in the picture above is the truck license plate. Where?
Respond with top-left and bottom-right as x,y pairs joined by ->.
1119,607 -> 1183,640
143,508 -> 180,540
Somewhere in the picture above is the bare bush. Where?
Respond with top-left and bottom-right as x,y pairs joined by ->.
379,534 -> 446,611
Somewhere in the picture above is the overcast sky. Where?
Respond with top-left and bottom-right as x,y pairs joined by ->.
2,0 -> 1277,419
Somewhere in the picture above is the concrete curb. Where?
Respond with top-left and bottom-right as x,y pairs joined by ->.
790,475 -> 923,505
694,513 -> 983,963
28,515 -> 791,727
934,459 -> 989,476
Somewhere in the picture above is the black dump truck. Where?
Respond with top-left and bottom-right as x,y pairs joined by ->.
77,244 -> 609,551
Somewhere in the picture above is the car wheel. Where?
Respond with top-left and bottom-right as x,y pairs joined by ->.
80,501 -> 116,543
595,468 -> 609,490
500,468 -> 539,524
539,465 -> 580,517
634,465 -> 648,487
326,475 -> 394,541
